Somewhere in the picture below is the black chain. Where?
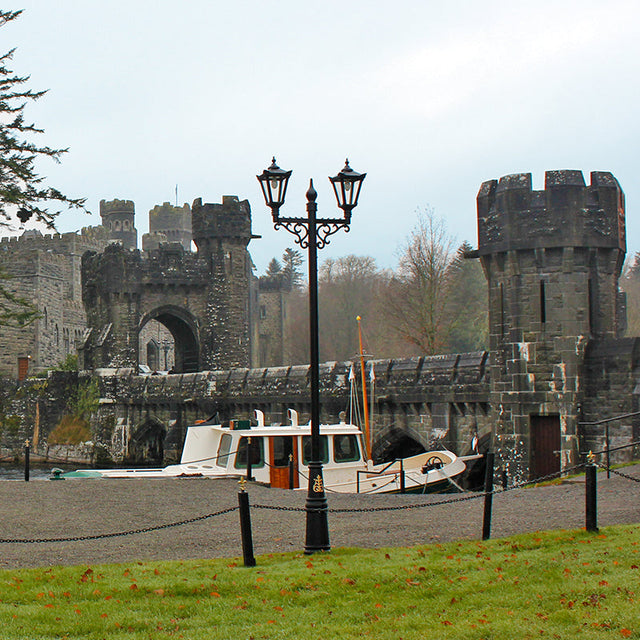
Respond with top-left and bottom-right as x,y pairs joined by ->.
0,506 -> 238,545
597,464 -> 640,483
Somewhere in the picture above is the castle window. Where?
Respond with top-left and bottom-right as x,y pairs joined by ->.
499,283 -> 505,337
260,305 -> 267,319
123,220 -> 129,231
114,220 -> 121,231
540,280 -> 546,324
588,278 -> 595,333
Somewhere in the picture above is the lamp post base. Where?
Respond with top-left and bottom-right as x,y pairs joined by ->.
304,461 -> 331,554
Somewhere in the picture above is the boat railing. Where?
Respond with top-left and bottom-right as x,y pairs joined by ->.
356,459 -> 406,494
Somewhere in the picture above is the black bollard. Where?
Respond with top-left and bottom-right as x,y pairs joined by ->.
288,454 -> 295,489
246,437 -> 252,482
482,452 -> 495,541
24,439 -> 30,482
501,468 -> 508,490
585,459 -> 598,532
400,464 -> 406,494
238,482 -> 256,567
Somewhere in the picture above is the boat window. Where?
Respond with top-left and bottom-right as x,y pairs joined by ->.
216,433 -> 233,468
272,436 -> 294,468
333,434 -> 361,463
302,436 -> 329,465
234,437 -> 265,469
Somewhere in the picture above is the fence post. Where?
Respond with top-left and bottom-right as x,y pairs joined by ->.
24,439 -> 30,482
482,451 -> 495,541
585,453 -> 598,532
238,479 -> 256,567
288,454 -> 295,489
605,424 -> 611,479
246,437 -> 253,482
400,460 -> 406,494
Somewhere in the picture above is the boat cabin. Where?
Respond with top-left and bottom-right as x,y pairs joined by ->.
179,409 -> 367,488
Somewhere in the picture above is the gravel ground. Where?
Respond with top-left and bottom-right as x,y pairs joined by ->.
0,464 -> 638,570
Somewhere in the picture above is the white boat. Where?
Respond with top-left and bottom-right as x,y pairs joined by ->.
56,410 -> 477,493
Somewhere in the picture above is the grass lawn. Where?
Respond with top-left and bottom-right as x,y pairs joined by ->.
0,524 -> 638,639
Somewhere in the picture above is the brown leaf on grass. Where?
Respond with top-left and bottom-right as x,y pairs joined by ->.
441,620 -> 453,626
620,629 -> 632,638
343,578 -> 356,585
154,589 -> 165,596
79,568 -> 93,583
129,584 -> 138,591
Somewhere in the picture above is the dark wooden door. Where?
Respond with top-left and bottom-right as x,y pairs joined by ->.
269,436 -> 299,489
530,414 -> 561,480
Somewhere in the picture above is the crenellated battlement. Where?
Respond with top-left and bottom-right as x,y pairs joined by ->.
82,242 -> 211,293
99,199 -> 135,216
477,170 -> 625,255
0,226 -> 110,255
191,196 -> 253,255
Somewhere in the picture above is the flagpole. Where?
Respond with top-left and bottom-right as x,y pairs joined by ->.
356,316 -> 371,460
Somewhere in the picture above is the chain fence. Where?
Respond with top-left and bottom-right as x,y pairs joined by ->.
1,459 -> 639,546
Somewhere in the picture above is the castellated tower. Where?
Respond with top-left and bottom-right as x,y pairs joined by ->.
477,170 -> 626,481
192,196 -> 256,369
100,199 -> 137,250
145,202 -> 192,251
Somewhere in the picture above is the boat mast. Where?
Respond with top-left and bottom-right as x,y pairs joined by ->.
356,316 -> 372,460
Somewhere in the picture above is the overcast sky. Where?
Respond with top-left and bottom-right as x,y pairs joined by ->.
5,0 -> 640,273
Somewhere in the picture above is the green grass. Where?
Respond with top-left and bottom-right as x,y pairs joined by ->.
1,525 -> 639,639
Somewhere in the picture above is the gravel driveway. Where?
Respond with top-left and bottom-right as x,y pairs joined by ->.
0,464 -> 638,570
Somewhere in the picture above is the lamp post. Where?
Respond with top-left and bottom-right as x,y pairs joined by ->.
257,158 -> 365,554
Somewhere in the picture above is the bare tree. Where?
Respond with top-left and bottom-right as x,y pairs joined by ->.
387,208 -> 456,355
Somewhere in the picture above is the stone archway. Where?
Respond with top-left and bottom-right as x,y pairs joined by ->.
127,417 -> 167,465
139,306 -> 200,373
371,425 -> 427,463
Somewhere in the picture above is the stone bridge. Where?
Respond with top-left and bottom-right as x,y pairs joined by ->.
88,351 -> 491,472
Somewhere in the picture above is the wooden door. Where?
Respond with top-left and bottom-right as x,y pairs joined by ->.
269,436 -> 298,489
530,414 -> 561,480
17,357 -> 29,381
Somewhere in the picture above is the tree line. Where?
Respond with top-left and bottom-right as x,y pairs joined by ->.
264,209 -> 489,365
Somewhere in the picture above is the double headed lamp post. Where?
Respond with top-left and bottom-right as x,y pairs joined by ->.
257,158 -> 365,554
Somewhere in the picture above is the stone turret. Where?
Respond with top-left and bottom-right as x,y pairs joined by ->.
191,196 -> 257,368
476,170 -> 626,482
148,202 -> 192,251
100,199 -> 138,250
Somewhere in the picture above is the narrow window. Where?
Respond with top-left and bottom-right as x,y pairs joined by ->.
540,281 -> 546,324
499,283 -> 505,337
588,278 -> 595,333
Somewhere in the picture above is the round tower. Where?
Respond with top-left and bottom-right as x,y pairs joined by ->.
100,199 -> 138,250
476,170 -> 626,482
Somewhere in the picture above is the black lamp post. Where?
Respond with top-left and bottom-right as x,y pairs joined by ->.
257,158 -> 365,554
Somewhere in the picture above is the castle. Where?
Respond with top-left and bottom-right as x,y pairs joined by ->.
1,169 -> 637,484
0,197 -> 289,378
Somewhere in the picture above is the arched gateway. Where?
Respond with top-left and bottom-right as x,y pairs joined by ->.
79,196 -> 257,372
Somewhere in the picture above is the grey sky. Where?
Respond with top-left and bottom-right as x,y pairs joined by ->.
6,0 -> 640,272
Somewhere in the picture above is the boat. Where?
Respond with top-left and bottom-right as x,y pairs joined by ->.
55,410 -> 479,493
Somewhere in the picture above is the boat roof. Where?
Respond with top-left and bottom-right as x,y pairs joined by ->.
189,422 -> 363,438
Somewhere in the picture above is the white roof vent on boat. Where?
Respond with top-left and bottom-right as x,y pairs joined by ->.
254,409 -> 265,427
288,408 -> 299,427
